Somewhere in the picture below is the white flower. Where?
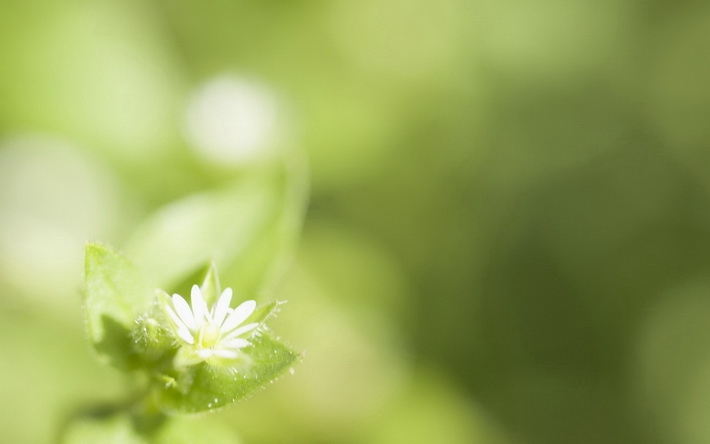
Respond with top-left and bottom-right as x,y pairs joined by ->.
163,284 -> 258,366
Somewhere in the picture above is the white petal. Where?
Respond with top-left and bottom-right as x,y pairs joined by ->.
191,285 -> 209,326
195,348 -> 214,359
167,309 -> 195,344
212,288 -> 233,326
176,325 -> 195,344
172,294 -> 197,330
222,338 -> 250,350
165,306 -> 187,331
221,300 -> 256,333
213,348 -> 239,358
222,322 -> 258,341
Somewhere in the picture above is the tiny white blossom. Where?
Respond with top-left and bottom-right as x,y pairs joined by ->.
163,284 -> 258,366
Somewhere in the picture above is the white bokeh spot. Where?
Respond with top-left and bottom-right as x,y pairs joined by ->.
185,75 -> 280,165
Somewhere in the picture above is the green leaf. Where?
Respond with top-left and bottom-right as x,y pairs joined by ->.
199,262 -> 221,306
157,333 -> 299,413
123,172 -> 278,291
221,158 -> 308,298
245,301 -> 282,326
124,162 -> 307,300
84,243 -> 153,368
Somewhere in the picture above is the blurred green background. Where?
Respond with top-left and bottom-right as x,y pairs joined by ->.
1,0 -> 710,443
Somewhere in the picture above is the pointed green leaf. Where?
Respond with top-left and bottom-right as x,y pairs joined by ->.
157,333 -> 299,413
84,243 -> 154,368
199,262 -> 221,306
245,301 -> 282,326
222,157 -> 308,298
123,173 -> 280,290
124,161 -> 307,300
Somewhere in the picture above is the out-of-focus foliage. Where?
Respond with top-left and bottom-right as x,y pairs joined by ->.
61,412 -> 239,444
0,0 -> 708,443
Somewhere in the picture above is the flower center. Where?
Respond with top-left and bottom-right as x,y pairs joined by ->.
197,322 -> 221,349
